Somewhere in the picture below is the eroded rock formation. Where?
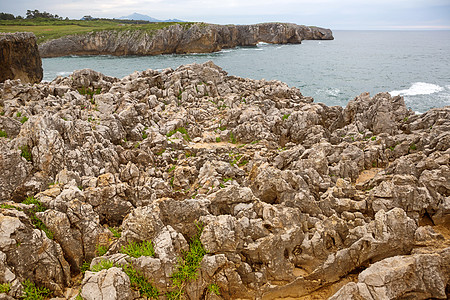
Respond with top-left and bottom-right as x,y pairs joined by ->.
0,62 -> 448,299
38,23 -> 333,57
0,32 -> 43,83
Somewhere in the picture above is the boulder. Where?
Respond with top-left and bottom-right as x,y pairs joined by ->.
0,32 -> 42,83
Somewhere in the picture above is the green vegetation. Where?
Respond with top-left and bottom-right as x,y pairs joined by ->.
81,261 -> 91,274
90,260 -> 114,272
0,283 -> 10,293
282,114 -> 290,120
19,145 -> 32,161
167,222 -> 206,299
371,136 -> 376,141
89,260 -> 159,299
142,129 -> 148,140
78,86 -> 101,100
121,240 -> 155,258
215,137 -> 221,143
238,159 -> 249,167
75,294 -> 84,300
22,280 -> 52,300
0,203 -> 22,210
409,143 -> 417,151
20,116 -> 29,124
229,131 -> 237,144
166,127 -> 191,142
16,112 -> 22,117
0,18 -> 194,44
108,227 -> 121,238
22,196 -> 45,211
207,283 -> 221,296
167,165 -> 176,173
96,244 -> 109,256
122,264 -> 159,299
0,130 -> 7,138
22,197 -> 53,239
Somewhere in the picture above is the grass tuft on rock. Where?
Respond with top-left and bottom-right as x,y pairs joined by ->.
121,240 -> 155,258
22,280 -> 52,300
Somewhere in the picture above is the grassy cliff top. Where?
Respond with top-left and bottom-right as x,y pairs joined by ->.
0,19 -> 193,43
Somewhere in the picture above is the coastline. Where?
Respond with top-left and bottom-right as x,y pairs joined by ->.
38,23 -> 333,58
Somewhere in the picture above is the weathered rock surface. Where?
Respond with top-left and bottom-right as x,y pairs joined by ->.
0,32 -> 43,83
330,247 -> 450,300
0,61 -> 448,299
38,23 -> 333,57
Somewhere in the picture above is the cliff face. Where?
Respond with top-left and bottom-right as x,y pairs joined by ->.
0,32 -> 43,83
38,23 -> 333,57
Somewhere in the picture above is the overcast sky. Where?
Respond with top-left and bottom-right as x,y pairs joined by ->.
2,0 -> 450,29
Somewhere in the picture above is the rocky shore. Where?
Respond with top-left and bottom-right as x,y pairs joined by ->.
0,62 -> 449,299
38,23 -> 333,58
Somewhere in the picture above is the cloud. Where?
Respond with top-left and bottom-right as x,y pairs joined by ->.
1,0 -> 449,29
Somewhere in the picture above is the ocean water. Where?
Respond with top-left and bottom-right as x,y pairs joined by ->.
42,30 -> 450,113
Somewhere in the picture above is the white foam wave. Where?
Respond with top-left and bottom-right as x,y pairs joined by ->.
327,88 -> 340,97
242,48 -> 263,51
257,42 -> 269,46
390,82 -> 444,96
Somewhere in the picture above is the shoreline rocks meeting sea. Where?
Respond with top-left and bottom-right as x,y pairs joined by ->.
0,32 -> 449,299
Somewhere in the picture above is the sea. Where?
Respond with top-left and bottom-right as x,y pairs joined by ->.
42,30 -> 450,113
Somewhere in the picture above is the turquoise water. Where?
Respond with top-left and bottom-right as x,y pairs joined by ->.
42,30 -> 450,113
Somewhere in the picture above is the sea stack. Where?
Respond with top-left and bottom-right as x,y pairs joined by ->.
0,32 -> 43,83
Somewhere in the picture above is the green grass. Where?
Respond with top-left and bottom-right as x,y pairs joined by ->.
121,241 -> 155,258
22,196 -> 46,212
19,145 -> 32,161
89,260 -> 159,299
22,280 -> 52,300
0,19 -> 194,44
122,264 -> 159,299
90,260 -> 114,272
167,222 -> 206,299
409,143 -> 417,151
20,116 -> 29,124
22,197 -> 54,240
282,114 -> 290,120
215,137 -> 221,143
96,244 -> 109,256
207,283 -> 220,296
108,227 -> 121,238
81,261 -> 91,274
229,131 -> 237,144
0,203 -> 22,210
166,127 -> 191,142
0,283 -> 10,293
0,130 -> 7,138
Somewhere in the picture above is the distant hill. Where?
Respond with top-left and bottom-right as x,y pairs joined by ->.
118,13 -> 184,23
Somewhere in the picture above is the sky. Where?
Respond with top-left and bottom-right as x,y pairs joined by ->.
1,0 -> 450,30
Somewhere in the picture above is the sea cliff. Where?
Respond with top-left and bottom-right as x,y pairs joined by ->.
0,62 -> 448,299
38,23 -> 333,57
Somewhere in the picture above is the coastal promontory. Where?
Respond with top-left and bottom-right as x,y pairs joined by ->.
38,23 -> 333,57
